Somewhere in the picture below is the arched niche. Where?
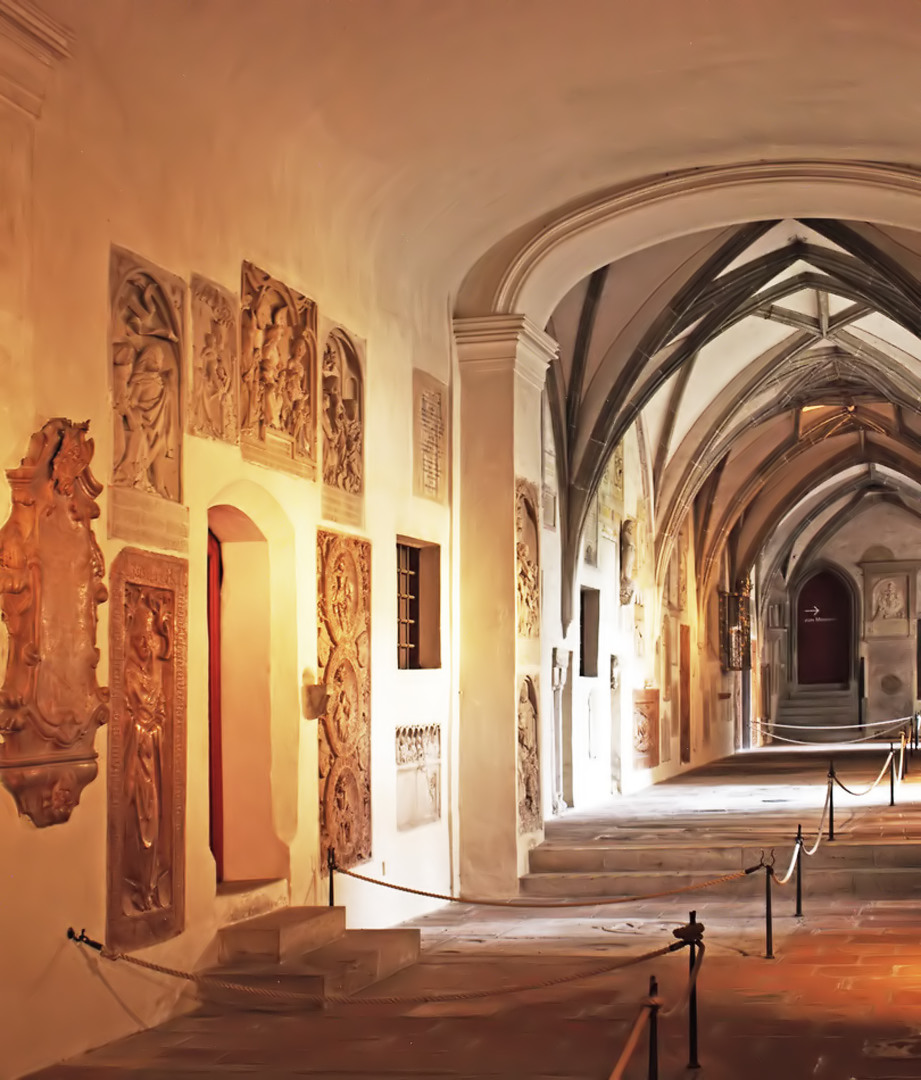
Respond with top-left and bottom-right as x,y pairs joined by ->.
206,481 -> 298,884
791,563 -> 858,688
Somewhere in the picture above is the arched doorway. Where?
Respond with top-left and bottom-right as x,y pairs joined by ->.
796,569 -> 852,685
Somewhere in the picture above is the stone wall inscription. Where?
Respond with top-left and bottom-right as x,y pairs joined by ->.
412,369 -> 448,503
318,529 -> 371,870
107,548 -> 187,951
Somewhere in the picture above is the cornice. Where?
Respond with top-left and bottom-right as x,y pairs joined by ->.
454,314 -> 558,391
0,0 -> 71,118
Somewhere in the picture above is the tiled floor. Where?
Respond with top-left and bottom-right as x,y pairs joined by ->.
29,745 -> 921,1078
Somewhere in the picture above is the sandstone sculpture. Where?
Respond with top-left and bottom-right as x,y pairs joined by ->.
516,479 -> 540,637
321,329 -> 364,495
620,518 -> 637,604
191,274 -> 238,442
517,676 -> 541,832
0,419 -> 109,826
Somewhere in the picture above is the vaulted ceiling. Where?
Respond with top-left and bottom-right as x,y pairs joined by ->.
547,219 -> 921,618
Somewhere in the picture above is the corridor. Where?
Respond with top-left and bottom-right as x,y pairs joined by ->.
33,745 -> 921,1079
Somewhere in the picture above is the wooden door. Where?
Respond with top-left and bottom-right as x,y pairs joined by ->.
797,570 -> 850,685
207,529 -> 224,881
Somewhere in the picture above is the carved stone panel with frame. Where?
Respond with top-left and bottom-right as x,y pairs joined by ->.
110,247 -> 185,504
863,562 -> 916,639
318,529 -> 371,871
190,274 -> 239,443
240,261 -> 318,479
0,419 -> 109,826
321,327 -> 365,526
396,724 -> 441,830
633,688 -> 660,771
518,675 -> 541,832
516,479 -> 540,638
107,548 -> 187,952
412,370 -> 448,503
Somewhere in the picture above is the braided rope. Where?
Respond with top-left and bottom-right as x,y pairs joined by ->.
77,936 -> 676,1008
803,781 -> 831,856
334,863 -> 753,909
607,1005 -> 651,1080
833,751 -> 894,796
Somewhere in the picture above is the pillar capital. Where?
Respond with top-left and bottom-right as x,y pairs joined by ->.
0,0 -> 71,119
454,314 -> 558,391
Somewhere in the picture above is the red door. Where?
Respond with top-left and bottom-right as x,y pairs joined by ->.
797,570 -> 851,685
207,530 -> 224,881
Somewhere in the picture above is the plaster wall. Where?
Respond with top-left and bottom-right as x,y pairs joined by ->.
0,19 -> 453,1080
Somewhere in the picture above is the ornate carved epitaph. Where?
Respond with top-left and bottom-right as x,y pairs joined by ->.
107,549 -> 187,951
318,530 -> 371,870
0,420 -> 109,826
110,248 -> 184,502
518,676 -> 541,832
633,688 -> 660,770
240,262 -> 317,477
516,479 -> 540,638
396,724 -> 441,829
191,274 -> 239,442
321,328 -> 365,526
620,518 -> 637,605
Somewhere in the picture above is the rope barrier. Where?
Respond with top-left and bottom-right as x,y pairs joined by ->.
773,841 -> 801,886
607,1003 -> 651,1080
661,941 -> 706,1018
763,726 -> 905,746
803,781 -> 831,856
767,715 -> 913,731
832,751 -> 894,796
67,928 -> 679,1008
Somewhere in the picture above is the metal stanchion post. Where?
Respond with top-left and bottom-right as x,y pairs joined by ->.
328,847 -> 336,907
890,743 -> 896,807
764,864 -> 774,960
648,975 -> 659,1080
828,763 -> 835,841
688,910 -> 701,1070
795,824 -> 803,919
904,730 -> 910,776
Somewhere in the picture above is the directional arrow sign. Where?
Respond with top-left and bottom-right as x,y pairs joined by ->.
806,605 -> 820,617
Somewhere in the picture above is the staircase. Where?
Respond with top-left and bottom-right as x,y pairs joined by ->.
199,906 -> 421,1009
521,838 -> 921,902
773,685 -> 859,742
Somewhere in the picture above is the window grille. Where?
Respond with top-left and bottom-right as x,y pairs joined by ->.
397,543 -> 420,669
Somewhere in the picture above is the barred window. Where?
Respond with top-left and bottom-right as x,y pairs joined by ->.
397,543 -> 420,670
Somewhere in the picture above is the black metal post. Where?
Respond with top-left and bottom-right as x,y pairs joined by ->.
828,762 -> 835,841
764,864 -> 774,960
890,743 -> 896,807
795,824 -> 803,919
904,730 -> 910,776
688,910 -> 700,1070
327,847 -> 336,907
648,974 -> 659,1080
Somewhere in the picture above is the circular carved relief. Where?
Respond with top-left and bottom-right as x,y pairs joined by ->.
321,648 -> 361,757
323,757 -> 364,866
881,673 -> 903,695
322,537 -> 361,642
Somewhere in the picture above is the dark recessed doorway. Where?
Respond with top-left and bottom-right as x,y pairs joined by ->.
797,569 -> 851,685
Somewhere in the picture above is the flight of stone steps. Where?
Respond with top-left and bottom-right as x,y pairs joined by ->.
772,686 -> 859,742
198,905 -> 420,1009
520,839 -> 921,902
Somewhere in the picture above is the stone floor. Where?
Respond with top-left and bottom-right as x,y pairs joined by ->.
29,744 -> 921,1078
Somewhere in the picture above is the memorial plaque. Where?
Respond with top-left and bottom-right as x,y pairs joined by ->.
412,370 -> 448,503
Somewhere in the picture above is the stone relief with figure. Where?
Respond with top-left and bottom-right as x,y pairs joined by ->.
110,248 -> 185,502
516,479 -> 540,638
107,548 -> 187,952
317,529 -> 371,870
191,274 -> 239,443
517,675 -> 541,832
322,329 -> 364,495
240,261 -> 317,477
0,419 -> 110,826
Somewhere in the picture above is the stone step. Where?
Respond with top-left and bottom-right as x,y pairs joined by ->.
202,927 -> 421,1010
520,866 -> 921,900
529,841 -> 921,874
218,905 -> 346,965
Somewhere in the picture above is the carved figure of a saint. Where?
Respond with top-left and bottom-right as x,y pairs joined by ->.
113,343 -> 176,500
124,592 -> 170,912
196,318 -> 233,437
517,681 -> 540,825
873,579 -> 906,621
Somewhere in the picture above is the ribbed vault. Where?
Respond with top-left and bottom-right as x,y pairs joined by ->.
546,218 -> 921,629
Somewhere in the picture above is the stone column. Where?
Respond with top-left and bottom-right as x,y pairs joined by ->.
454,315 -> 557,896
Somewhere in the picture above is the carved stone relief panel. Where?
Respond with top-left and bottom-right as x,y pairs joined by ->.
0,420 -> 109,826
611,443 -> 625,504
318,529 -> 371,871
518,675 -> 541,833
412,370 -> 448,503
662,615 -> 672,701
678,524 -> 689,611
516,479 -> 540,638
107,548 -> 187,951
396,723 -> 441,830
190,274 -> 239,443
321,328 -> 364,526
633,688 -> 660,771
620,518 -> 637,605
583,495 -> 599,567
240,261 -> 317,478
634,602 -> 645,658
110,248 -> 185,503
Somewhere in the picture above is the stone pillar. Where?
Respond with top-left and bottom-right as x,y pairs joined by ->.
454,315 -> 557,896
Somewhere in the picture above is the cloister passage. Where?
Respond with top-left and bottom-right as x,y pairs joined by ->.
39,745 -> 921,1078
